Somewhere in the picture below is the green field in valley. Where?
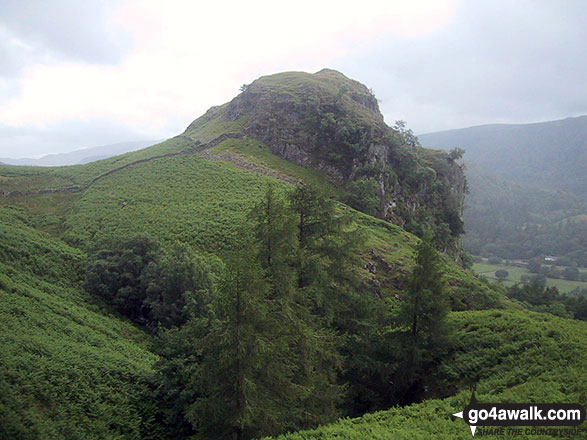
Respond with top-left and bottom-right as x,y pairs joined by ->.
473,262 -> 587,293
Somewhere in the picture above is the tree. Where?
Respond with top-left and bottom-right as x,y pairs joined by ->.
395,232 -> 451,404
182,257 -> 306,440
251,185 -> 345,427
288,183 -> 363,324
345,177 -> 380,216
249,184 -> 296,293
85,234 -> 161,324
448,147 -> 465,161
155,192 -> 346,439
393,120 -> 421,148
563,266 -> 580,281
86,236 -> 213,329
144,242 -> 213,328
527,258 -> 542,274
495,269 -> 509,280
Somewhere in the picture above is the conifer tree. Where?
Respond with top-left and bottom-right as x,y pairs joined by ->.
250,184 -> 297,299
287,183 -> 363,327
251,185 -> 344,429
395,232 -> 451,404
183,253 -> 303,440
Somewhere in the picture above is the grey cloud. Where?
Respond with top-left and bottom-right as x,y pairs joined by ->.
0,0 -> 132,78
335,0 -> 587,133
0,119 -> 172,158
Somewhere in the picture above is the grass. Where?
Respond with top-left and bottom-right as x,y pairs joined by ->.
209,138 -> 345,197
0,206 -> 160,440
0,136 -> 580,440
0,76 -> 524,438
183,103 -> 247,141
2,131 -> 499,307
0,137 -> 193,193
473,262 -> 587,293
61,153 -> 290,252
0,146 -> 505,438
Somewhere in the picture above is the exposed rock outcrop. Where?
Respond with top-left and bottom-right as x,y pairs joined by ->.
202,69 -> 467,258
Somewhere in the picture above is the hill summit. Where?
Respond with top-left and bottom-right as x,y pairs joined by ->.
186,69 -> 467,255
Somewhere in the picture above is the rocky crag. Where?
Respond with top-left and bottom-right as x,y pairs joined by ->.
186,69 -> 467,258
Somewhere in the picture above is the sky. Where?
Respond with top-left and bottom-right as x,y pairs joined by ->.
1,0 -> 586,158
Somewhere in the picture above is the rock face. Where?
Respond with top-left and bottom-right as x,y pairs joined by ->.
189,69 -> 467,258
224,69 -> 387,182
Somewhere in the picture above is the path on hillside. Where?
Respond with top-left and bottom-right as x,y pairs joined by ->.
0,133 -> 243,197
198,149 -> 301,185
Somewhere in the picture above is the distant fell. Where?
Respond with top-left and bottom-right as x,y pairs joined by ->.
419,115 -> 587,195
421,116 -> 587,265
0,139 -> 161,167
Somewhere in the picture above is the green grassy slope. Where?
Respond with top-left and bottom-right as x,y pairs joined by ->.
269,309 -> 587,440
1,134 -> 498,304
0,206 -> 159,440
0,139 -> 580,439
48,140 -> 493,304
0,70 -> 549,439
0,137 -> 194,194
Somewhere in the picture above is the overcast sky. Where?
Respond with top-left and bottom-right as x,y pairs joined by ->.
1,0 -> 586,158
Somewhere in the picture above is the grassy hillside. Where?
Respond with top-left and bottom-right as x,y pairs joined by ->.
0,137 -> 193,194
2,70 -> 582,440
0,148 -> 498,438
1,133 -> 495,304
269,309 -> 587,440
0,206 -> 159,440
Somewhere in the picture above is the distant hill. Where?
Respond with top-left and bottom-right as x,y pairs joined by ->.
419,115 -> 587,196
0,140 -> 161,167
420,117 -> 587,266
463,162 -> 587,265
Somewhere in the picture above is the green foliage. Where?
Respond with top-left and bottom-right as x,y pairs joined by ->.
250,185 -> 297,292
448,147 -> 465,161
563,266 -> 580,281
506,280 -> 586,320
288,184 -> 364,316
394,233 -> 452,403
0,70 -> 513,439
185,257 -> 310,439
393,120 -> 421,148
86,234 -> 162,324
0,136 -> 194,193
86,235 -> 214,329
495,269 -> 509,279
345,177 -> 380,216
0,206 -> 160,439
144,242 -> 215,328
268,309 -> 587,440
154,188 -> 350,439
62,154 -> 284,251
